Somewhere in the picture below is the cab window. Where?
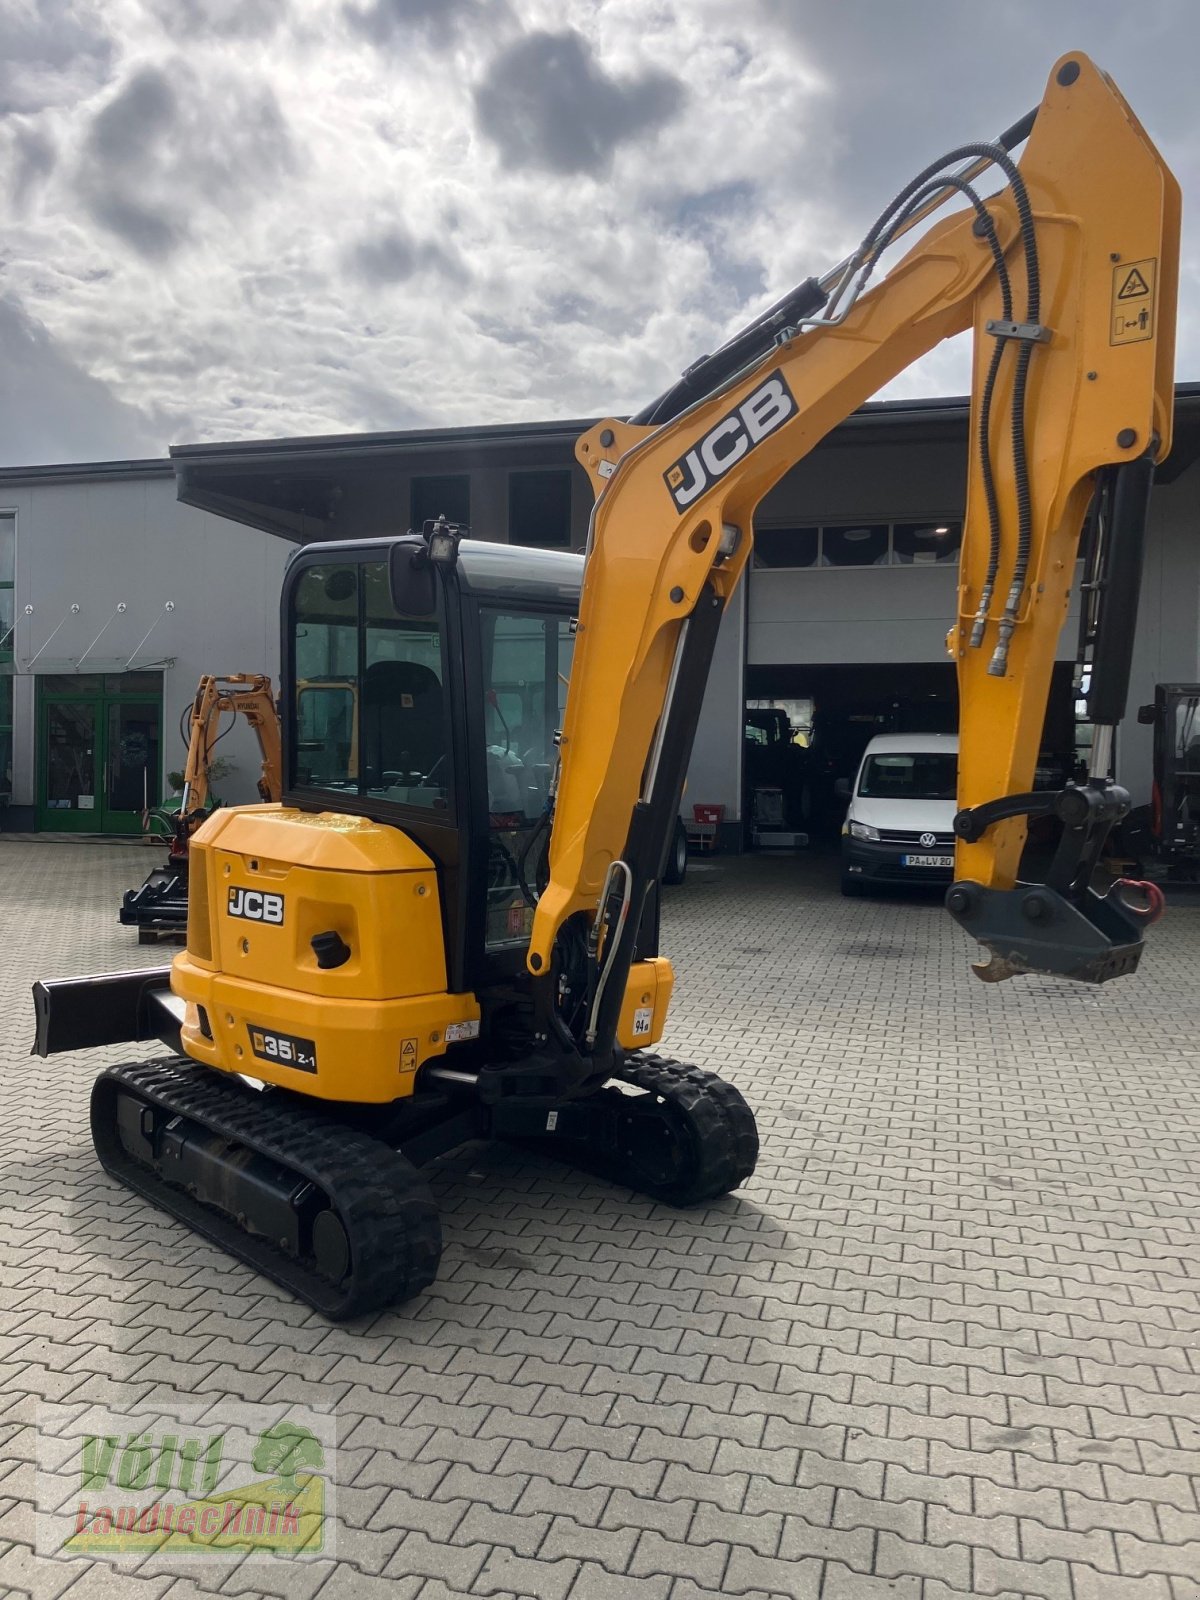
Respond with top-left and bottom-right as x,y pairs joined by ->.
480,607 -> 574,950
290,560 -> 450,813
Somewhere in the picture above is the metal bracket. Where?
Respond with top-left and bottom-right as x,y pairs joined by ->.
947,780 -> 1142,985
985,318 -> 1052,344
946,879 -> 1144,984
955,781 -> 1129,847
954,789 -> 1053,843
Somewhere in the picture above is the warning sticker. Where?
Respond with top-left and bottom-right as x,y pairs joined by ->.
400,1037 -> 418,1070
1110,257 -> 1156,345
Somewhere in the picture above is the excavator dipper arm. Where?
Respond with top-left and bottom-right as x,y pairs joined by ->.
528,53 -> 1179,1063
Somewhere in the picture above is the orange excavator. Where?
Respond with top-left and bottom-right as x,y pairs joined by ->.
120,675 -> 280,939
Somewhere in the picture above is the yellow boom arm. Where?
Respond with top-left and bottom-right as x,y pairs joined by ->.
178,673 -> 281,819
529,54 -> 1178,1016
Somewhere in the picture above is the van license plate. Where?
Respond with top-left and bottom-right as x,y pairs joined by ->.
902,854 -> 953,868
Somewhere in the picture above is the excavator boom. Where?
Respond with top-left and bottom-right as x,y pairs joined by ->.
179,673 -> 281,817
529,52 -> 1179,1043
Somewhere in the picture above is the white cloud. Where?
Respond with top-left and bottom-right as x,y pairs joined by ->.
0,0 -> 1196,462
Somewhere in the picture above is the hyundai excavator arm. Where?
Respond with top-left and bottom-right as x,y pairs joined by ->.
529,53 -> 1179,1062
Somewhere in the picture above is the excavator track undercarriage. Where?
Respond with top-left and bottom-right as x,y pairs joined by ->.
90,1052 -> 758,1318
512,1055 -> 759,1206
92,1058 -> 443,1320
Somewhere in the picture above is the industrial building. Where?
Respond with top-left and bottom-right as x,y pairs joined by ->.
2,388 -> 1198,841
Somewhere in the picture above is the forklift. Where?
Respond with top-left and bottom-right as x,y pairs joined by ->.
1132,684 -> 1200,878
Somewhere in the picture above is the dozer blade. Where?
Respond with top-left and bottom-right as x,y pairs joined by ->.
91,1058 -> 441,1320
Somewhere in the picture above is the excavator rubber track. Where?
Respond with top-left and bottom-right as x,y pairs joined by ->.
91,1058 -> 441,1320
518,1054 -> 759,1205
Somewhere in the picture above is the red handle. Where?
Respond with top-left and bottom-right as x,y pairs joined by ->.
1114,878 -> 1166,925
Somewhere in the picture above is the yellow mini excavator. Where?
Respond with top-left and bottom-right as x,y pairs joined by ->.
119,675 -> 281,938
34,54 -> 1180,1317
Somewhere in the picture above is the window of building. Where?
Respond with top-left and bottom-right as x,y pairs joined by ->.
411,474 -> 470,531
753,528 -> 819,569
509,469 -> 573,549
0,514 -> 13,800
892,521 -> 963,565
752,518 -> 963,569
822,523 -> 890,568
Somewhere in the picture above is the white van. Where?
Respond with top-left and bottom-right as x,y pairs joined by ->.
840,732 -> 958,896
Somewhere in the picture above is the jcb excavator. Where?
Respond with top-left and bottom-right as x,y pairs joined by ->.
119,675 -> 281,938
34,55 -> 1179,1317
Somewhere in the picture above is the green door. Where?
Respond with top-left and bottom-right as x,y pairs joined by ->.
37,673 -> 162,834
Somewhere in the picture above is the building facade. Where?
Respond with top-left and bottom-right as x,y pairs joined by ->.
0,464 -> 289,831
2,393 -> 1198,837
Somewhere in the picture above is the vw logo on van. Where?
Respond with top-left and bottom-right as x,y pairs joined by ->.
919,832 -> 937,848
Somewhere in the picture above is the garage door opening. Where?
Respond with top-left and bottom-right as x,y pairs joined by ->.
743,662 -> 1080,849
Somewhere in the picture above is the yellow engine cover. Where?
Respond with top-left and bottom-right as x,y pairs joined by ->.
172,805 -> 478,1103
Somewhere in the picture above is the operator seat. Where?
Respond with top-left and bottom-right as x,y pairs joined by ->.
362,659 -> 445,786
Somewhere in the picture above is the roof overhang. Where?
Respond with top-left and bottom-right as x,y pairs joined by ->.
170,419 -> 599,542
170,386 -> 1200,541
8,384 -> 1197,528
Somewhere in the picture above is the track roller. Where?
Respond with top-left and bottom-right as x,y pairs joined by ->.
91,1058 -> 441,1320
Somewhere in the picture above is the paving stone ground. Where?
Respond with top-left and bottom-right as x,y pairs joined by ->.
1,836 -> 1198,1600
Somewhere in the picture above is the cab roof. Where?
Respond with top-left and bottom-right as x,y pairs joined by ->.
292,534 -> 584,607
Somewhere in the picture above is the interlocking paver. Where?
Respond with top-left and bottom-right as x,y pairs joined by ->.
537,1514 -> 636,1570
567,1564 -> 668,1600
720,1546 -> 822,1598
1072,1570 -> 1174,1600
473,1548 -> 576,1600
629,1528 -> 728,1588
598,1487 -> 691,1542
3,842 -> 1200,1600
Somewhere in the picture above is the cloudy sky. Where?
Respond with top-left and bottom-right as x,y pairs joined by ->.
2,0 -> 1198,465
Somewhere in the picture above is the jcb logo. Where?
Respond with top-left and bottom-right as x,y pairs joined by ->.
664,369 -> 796,511
227,888 -> 285,924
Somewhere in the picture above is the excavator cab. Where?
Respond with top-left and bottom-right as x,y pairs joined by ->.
281,532 -> 603,992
